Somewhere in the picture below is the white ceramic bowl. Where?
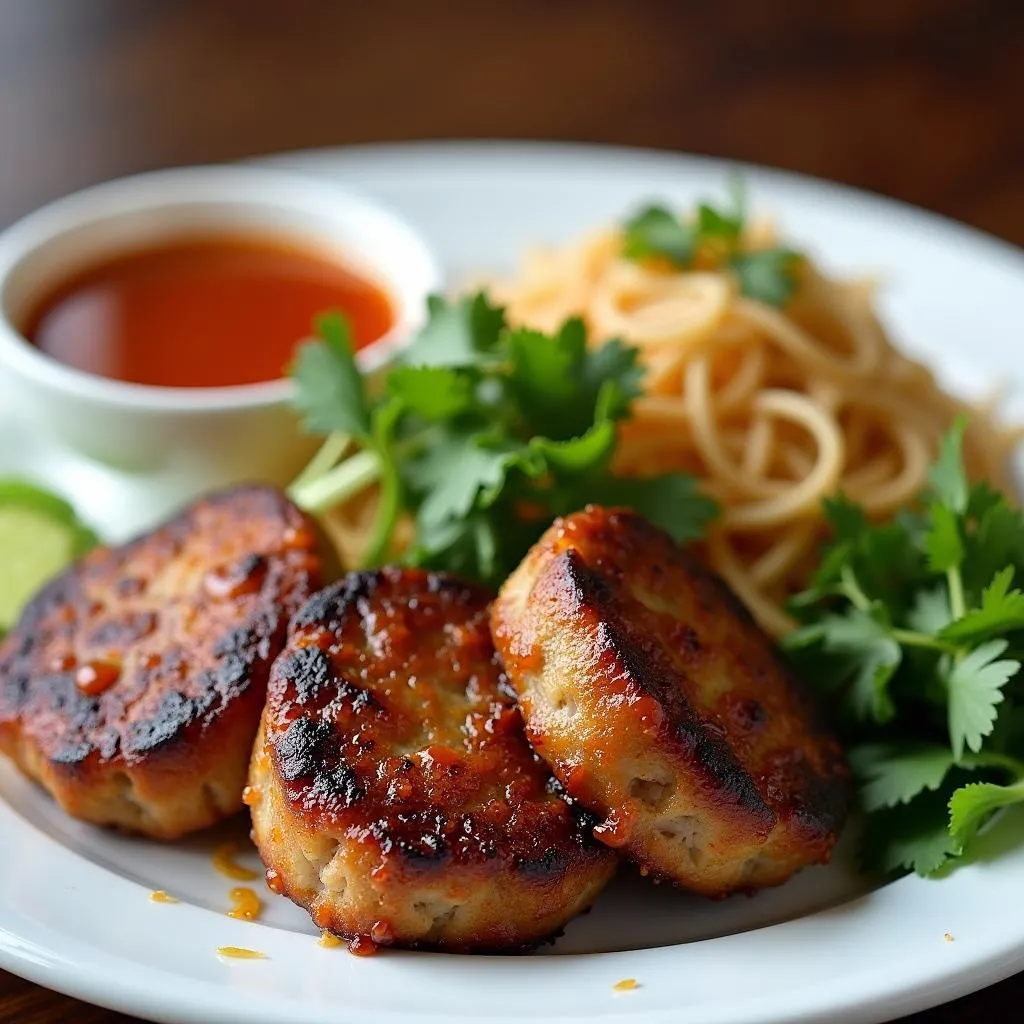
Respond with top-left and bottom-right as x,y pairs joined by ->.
0,165 -> 441,499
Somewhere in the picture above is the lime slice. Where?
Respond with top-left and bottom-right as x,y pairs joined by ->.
0,480 -> 98,633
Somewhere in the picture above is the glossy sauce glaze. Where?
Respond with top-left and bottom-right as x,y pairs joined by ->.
346,935 -> 380,958
250,568 -> 616,952
23,235 -> 394,388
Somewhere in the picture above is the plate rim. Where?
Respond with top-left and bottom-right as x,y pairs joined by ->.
256,136 -> 1024,265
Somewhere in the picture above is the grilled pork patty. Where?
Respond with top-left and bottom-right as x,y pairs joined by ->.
491,506 -> 849,896
0,485 -> 322,839
249,568 -> 616,951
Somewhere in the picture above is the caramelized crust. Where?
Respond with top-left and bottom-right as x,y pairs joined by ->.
250,569 -> 616,951
491,507 -> 849,896
0,485 -> 322,839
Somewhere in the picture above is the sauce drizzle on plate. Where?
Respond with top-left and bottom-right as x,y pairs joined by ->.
227,887 -> 263,922
212,840 -> 260,881
216,946 -> 267,961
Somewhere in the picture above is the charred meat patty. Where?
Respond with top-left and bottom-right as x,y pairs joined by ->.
249,568 -> 616,952
0,485 -> 322,839
491,506 -> 849,896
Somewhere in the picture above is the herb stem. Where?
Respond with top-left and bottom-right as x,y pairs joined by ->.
360,401 -> 405,567
947,566 -> 967,621
287,429 -> 435,515
839,566 -> 872,612
290,432 -> 352,492
967,752 -> 1024,779
287,449 -> 382,513
361,461 -> 400,567
889,628 -> 960,655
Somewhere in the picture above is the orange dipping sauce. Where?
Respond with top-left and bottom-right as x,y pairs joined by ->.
22,235 -> 394,388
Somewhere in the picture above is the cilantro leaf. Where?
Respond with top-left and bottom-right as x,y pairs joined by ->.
505,323 -> 642,441
813,519 -> 929,613
792,418 -> 1024,879
582,339 -> 644,424
410,512 -> 497,581
949,779 -> 1024,844
793,495 -> 871,603
923,501 -> 964,574
528,421 -> 618,477
387,366 -> 475,421
588,474 -> 718,544
820,606 -> 902,723
731,249 -> 801,306
964,496 -> 1024,593
944,639 -> 1018,760
697,201 -> 742,244
411,438 -> 522,530
403,293 -> 506,367
941,567 -> 1024,644
290,314 -> 371,440
907,586 -> 952,635
927,415 -> 969,513
317,310 -> 356,357
967,480 -> 1006,521
696,178 -> 746,244
505,324 -> 585,433
621,191 -> 803,307
780,621 -> 826,650
823,493 -> 870,541
859,786 -> 963,877
622,205 -> 694,266
850,743 -> 955,812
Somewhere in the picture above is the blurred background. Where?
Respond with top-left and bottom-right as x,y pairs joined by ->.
0,0 -> 1022,244
0,1 -> 1022,1022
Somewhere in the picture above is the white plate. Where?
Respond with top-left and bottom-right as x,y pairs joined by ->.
2,141 -> 1024,1024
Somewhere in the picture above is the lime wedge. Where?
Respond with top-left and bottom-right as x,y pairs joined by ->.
0,480 -> 98,633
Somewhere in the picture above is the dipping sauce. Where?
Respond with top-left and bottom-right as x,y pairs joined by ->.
23,235 -> 394,388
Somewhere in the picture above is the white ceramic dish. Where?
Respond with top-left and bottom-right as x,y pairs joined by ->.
2,141 -> 1024,1024
0,164 -> 441,521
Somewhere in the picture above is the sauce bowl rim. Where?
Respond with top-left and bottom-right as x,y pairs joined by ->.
0,164 -> 442,413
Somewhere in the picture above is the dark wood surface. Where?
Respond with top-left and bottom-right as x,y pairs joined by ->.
0,1 -> 1022,1021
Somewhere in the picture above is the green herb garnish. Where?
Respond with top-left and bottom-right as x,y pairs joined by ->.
622,180 -> 802,307
787,416 -> 1024,876
287,295 -> 717,585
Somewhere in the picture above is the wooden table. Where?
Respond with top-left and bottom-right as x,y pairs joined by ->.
0,1 -> 1021,1021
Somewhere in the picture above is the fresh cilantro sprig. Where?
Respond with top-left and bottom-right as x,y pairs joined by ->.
622,179 -> 802,307
287,294 -> 717,585
787,417 -> 1024,876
